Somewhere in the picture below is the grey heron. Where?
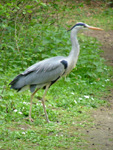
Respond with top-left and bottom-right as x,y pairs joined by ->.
9,22 -> 103,123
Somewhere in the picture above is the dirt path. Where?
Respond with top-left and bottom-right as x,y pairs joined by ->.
82,30 -> 113,150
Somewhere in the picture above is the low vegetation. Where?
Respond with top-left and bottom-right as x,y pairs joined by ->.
0,1 -> 113,149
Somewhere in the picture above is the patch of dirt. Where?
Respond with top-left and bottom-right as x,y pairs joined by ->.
85,30 -> 113,66
81,30 -> 113,150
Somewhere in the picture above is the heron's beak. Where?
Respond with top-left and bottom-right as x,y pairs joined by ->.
87,25 -> 103,31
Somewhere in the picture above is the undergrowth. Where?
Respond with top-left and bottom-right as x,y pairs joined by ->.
0,1 -> 113,149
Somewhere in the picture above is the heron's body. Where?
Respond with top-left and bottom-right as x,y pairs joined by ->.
9,22 -> 103,122
11,56 -> 66,92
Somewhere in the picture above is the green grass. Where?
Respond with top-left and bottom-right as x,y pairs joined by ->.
0,35 -> 111,149
0,1 -> 113,150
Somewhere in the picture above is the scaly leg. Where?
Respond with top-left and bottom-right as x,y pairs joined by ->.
41,84 -> 50,123
28,88 -> 39,122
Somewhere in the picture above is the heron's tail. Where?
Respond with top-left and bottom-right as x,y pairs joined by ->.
9,74 -> 25,92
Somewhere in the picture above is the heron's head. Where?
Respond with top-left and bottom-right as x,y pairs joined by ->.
68,22 -> 103,32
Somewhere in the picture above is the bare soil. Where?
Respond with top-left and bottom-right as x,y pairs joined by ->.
81,30 -> 113,150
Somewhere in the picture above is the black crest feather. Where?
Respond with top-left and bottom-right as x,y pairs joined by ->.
68,22 -> 86,31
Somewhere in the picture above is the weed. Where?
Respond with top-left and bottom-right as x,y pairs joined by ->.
0,1 -> 113,149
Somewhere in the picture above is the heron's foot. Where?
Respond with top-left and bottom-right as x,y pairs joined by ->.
25,116 -> 34,122
29,117 -> 34,122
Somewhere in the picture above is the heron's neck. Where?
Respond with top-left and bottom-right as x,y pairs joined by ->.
69,29 -> 80,58
64,29 -> 80,75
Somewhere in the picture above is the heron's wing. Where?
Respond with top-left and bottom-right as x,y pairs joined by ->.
21,56 -> 67,85
22,56 -> 63,75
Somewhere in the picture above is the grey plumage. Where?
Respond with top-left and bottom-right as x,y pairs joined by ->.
10,56 -> 67,92
9,22 -> 103,122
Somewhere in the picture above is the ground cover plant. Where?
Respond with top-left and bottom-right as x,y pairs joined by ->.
0,0 -> 113,149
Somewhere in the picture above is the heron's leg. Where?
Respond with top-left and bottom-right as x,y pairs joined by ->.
29,88 -> 39,122
41,84 -> 50,123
